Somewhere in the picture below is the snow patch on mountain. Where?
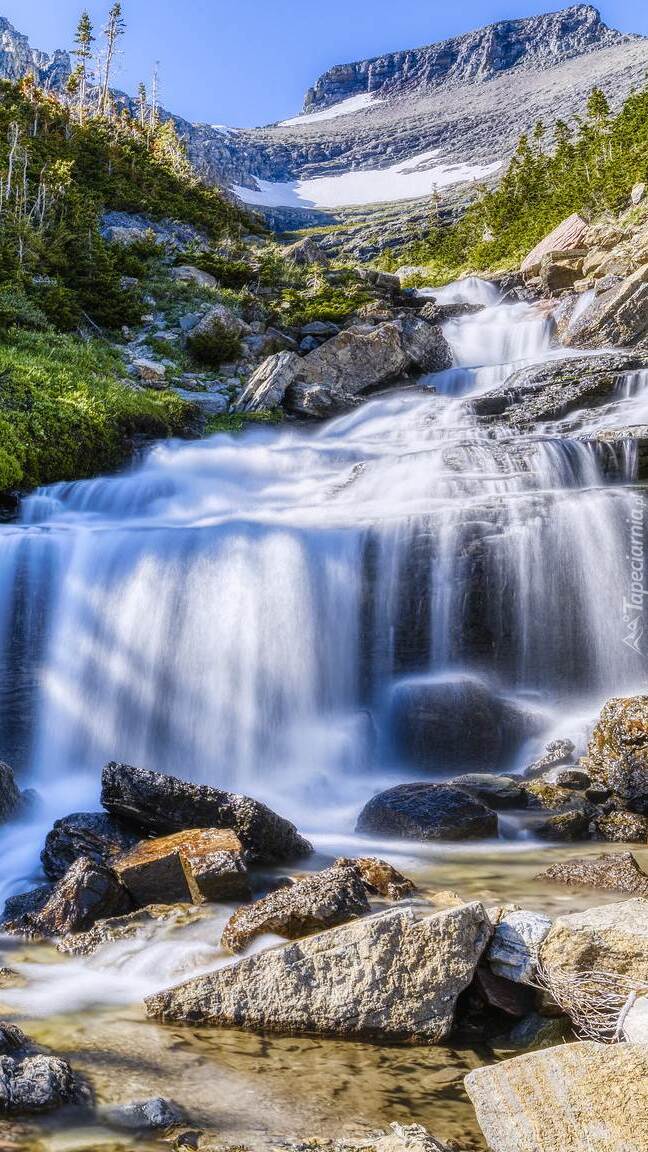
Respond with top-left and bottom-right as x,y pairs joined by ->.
234,150 -> 502,209
278,93 -> 380,127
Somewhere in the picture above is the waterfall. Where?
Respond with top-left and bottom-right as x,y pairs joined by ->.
0,278 -> 647,891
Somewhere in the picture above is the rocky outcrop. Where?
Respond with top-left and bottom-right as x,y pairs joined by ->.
4,856 -> 132,939
356,783 -> 498,841
388,674 -> 540,771
235,316 -> 451,417
540,897 -> 648,982
465,1041 -> 648,1152
221,864 -> 370,953
100,762 -> 312,864
536,852 -> 648,895
471,352 -> 648,428
579,695 -> 648,813
41,811 -> 140,881
564,263 -> 648,347
113,828 -> 249,906
146,902 -> 491,1042
520,213 -> 589,275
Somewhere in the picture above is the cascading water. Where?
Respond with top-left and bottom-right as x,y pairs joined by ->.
0,281 -> 647,905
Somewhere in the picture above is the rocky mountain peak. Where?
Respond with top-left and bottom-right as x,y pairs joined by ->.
303,5 -> 635,111
0,15 -> 70,90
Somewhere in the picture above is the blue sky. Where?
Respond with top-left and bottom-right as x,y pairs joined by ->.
5,1 -> 648,127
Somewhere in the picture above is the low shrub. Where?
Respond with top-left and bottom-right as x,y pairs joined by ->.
188,321 -> 242,367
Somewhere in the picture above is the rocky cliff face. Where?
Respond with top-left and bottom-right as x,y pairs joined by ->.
303,5 -> 632,111
0,16 -> 70,90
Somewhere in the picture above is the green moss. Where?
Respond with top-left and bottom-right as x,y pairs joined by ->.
204,410 -> 283,436
0,328 -> 190,492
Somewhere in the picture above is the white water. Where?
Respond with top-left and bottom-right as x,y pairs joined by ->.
1,280 -> 647,1016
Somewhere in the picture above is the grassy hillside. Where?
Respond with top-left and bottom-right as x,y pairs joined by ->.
380,83 -> 648,283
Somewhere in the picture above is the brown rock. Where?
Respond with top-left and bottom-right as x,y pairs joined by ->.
536,852 -> 648,895
4,857 -> 132,938
580,695 -> 648,814
521,214 -> 588,276
334,856 -> 416,900
591,810 -> 648,842
221,864 -> 370,953
114,828 -> 249,907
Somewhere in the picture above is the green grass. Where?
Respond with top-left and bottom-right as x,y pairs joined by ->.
0,329 -> 191,491
204,410 -> 283,435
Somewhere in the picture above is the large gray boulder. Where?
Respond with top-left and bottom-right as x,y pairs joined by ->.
564,263 -> 648,348
100,762 -> 312,865
41,811 -> 140,880
539,897 -> 648,983
236,315 -> 451,417
520,213 -> 588,275
580,694 -> 648,814
0,1023 -> 80,1114
146,902 -> 491,1042
465,1041 -> 648,1152
388,675 -> 540,772
221,863 -> 370,953
356,783 -> 498,841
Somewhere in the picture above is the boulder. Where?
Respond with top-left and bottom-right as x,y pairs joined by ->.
536,852 -> 648,895
539,251 -> 585,295
548,767 -> 591,789
334,856 -> 416,900
146,902 -> 491,1042
114,828 -> 249,907
449,774 -> 525,810
520,213 -> 588,276
236,316 -> 451,417
221,864 -> 370,953
540,897 -> 648,983
0,761 -> 27,824
473,965 -> 535,1017
580,695 -> 648,814
356,783 -> 498,842
487,908 -> 552,984
522,738 -> 575,778
591,809 -> 648,841
133,358 -> 167,388
389,675 -> 539,773
0,1024 -> 79,1114
100,762 -> 312,865
503,1011 -> 570,1051
188,302 -> 251,342
41,811 -> 140,881
170,265 -> 217,289
282,237 -> 329,266
534,805 -> 593,840
631,182 -> 647,206
4,856 -> 132,939
563,263 -> 648,348
465,1041 -> 648,1152
1,884 -> 52,926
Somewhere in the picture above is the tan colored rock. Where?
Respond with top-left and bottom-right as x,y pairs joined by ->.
146,902 -> 491,1042
221,864 -> 370,953
334,856 -> 416,900
536,852 -> 648,896
564,264 -> 648,348
133,358 -> 166,387
521,214 -> 588,275
580,694 -> 648,814
170,265 -> 217,288
114,828 -> 249,906
540,897 -> 648,983
465,1041 -> 648,1152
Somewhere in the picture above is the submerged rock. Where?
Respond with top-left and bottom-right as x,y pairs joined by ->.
58,904 -> 206,957
41,811 -> 140,880
101,762 -> 312,864
221,864 -> 370,953
0,1023 -> 80,1114
101,1096 -> 184,1131
536,851 -> 648,895
114,828 -> 250,906
540,897 -> 648,983
147,902 -> 491,1043
356,783 -> 498,841
4,856 -> 132,938
465,1041 -> 648,1152
334,856 -> 416,900
388,675 -> 539,772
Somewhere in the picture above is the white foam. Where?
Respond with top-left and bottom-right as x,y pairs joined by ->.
278,92 -> 379,127
233,149 -> 501,209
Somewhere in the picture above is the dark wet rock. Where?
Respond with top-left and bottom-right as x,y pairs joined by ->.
388,675 -> 540,772
4,856 -> 132,939
41,811 -> 140,881
334,856 -> 416,900
0,1023 -> 80,1114
221,863 -> 370,953
58,904 -> 207,957
590,809 -> 648,842
450,773 -> 525,810
356,783 -> 498,841
147,902 -> 491,1043
0,761 -> 27,824
101,1096 -> 184,1131
470,352 -> 648,428
522,739 -> 575,779
499,1011 -> 570,1051
536,851 -> 648,895
114,828 -> 250,907
474,965 -> 535,1017
101,762 -> 312,864
1,884 -> 52,926
534,804 -> 594,841
580,695 -> 648,814
548,767 -> 591,790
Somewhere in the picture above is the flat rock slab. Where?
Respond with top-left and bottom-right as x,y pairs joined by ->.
114,828 -> 249,906
101,762 -> 312,864
540,897 -> 648,983
221,864 -> 370,953
536,851 -> 648,896
147,902 -> 491,1043
465,1041 -> 648,1152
